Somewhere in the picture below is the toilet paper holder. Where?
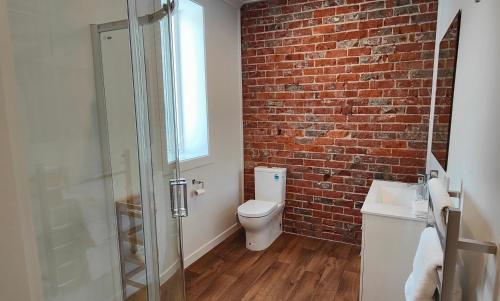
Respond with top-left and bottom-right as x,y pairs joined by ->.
192,179 -> 204,189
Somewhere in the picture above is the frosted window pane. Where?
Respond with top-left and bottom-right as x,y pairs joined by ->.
174,0 -> 209,162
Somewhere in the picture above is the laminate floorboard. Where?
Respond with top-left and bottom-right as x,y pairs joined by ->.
185,231 -> 360,301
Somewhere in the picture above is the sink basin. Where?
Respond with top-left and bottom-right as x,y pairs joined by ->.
361,180 -> 425,221
378,185 -> 417,207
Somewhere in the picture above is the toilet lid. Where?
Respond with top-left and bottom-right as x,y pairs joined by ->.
238,200 -> 277,218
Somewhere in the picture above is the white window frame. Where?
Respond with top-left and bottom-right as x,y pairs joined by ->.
168,0 -> 212,172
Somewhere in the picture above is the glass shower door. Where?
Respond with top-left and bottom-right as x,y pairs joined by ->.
126,0 -> 186,300
94,0 -> 187,300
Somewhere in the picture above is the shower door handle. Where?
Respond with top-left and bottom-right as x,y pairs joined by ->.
169,178 -> 188,218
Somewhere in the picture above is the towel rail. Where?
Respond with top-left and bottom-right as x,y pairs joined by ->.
428,179 -> 497,301
457,238 -> 497,254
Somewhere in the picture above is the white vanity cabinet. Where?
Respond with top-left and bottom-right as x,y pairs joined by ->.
360,180 -> 427,301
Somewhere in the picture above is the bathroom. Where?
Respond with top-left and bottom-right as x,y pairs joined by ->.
0,0 -> 499,300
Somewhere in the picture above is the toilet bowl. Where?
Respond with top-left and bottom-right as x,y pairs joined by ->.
238,167 -> 287,251
238,200 -> 284,251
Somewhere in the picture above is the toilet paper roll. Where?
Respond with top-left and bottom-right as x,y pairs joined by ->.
194,188 -> 205,196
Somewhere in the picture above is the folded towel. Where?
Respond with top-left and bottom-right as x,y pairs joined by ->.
428,178 -> 453,234
405,227 -> 442,301
412,200 -> 428,218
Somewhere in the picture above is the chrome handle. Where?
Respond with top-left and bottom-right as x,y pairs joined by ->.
169,179 -> 179,217
169,178 -> 188,218
179,179 -> 188,217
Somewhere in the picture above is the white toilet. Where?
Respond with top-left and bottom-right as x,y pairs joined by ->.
238,167 -> 286,251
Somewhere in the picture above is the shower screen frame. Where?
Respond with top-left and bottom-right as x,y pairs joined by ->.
91,20 -> 162,300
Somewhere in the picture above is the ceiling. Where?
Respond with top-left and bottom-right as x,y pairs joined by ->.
224,0 -> 261,8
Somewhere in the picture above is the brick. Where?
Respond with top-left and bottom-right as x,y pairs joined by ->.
313,25 -> 336,34
373,45 -> 396,54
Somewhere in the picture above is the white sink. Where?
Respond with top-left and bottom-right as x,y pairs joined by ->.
361,180 -> 425,221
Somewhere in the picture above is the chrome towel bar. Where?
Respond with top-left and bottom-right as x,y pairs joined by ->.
427,173 -> 497,301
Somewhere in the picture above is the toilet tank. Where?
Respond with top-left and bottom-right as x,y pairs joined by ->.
254,167 -> 286,203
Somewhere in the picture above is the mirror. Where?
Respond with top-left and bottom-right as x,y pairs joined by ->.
431,11 -> 461,170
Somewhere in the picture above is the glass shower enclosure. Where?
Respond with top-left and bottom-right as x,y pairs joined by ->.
1,0 -> 186,300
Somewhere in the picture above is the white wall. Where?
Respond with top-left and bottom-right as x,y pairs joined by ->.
0,101 -> 34,301
178,0 -> 243,266
0,3 -> 41,298
427,0 -> 500,299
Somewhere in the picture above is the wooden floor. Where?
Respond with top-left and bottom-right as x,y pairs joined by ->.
185,231 -> 361,301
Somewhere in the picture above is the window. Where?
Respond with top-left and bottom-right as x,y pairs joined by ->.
162,0 -> 209,165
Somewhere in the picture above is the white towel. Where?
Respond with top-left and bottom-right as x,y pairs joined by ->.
412,200 -> 428,218
405,227 -> 442,301
428,178 -> 453,234
405,227 -> 462,301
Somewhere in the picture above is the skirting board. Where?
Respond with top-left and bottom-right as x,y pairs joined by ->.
160,223 -> 241,284
160,260 -> 180,285
184,223 -> 241,268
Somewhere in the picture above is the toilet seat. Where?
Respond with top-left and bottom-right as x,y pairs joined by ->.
238,200 -> 277,218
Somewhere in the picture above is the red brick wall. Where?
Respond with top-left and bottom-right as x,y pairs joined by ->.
241,0 -> 437,244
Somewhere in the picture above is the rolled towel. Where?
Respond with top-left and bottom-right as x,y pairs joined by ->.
405,227 -> 443,301
427,178 -> 453,234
